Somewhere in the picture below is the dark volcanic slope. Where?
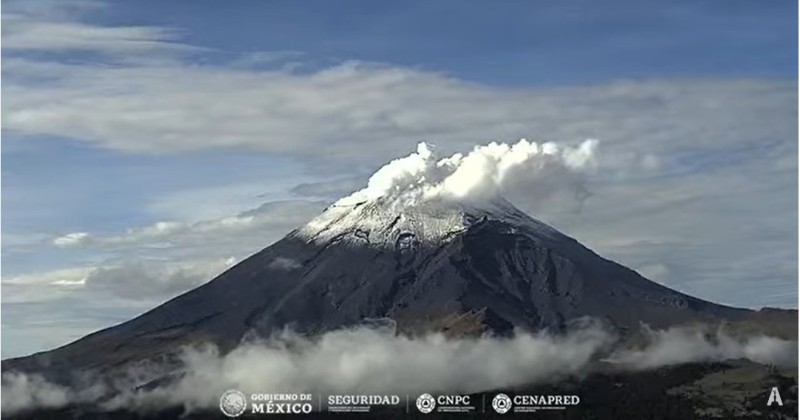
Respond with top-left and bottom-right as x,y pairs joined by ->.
3,199 -> 757,380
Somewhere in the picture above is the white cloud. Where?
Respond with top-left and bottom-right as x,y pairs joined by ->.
49,200 -> 324,252
2,258 -> 232,303
2,6 -> 794,161
52,232 -> 91,247
2,19 -> 190,55
83,258 -> 230,300
2,268 -> 94,305
268,257 -> 301,270
290,176 -> 367,199
337,139 -> 597,206
3,0 -> 104,19
3,267 -> 93,286
606,325 -> 798,369
114,324 -> 612,411
144,181 -> 304,223
4,58 -> 793,163
54,222 -> 186,248
1,373 -> 71,414
2,323 -> 795,415
2,1 -> 192,56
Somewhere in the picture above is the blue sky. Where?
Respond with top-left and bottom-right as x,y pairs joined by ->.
104,0 -> 796,84
2,0 -> 797,358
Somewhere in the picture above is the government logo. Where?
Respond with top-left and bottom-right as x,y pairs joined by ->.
219,389 -> 248,417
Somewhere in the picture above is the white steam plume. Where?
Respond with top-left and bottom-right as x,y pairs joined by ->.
3,323 -> 795,415
338,138 -> 598,206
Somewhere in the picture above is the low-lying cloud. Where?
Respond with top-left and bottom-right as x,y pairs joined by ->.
2,373 -> 71,414
605,324 -> 798,369
3,322 -> 796,415
268,257 -> 302,270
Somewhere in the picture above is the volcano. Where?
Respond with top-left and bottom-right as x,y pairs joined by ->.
2,194 -> 768,380
2,141 -> 794,395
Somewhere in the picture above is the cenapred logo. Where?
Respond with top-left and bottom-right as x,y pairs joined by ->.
219,389 -> 248,418
416,393 -> 436,414
492,393 -> 512,414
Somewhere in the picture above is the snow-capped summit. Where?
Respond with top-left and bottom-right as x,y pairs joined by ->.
296,194 -> 564,248
297,138 -> 597,246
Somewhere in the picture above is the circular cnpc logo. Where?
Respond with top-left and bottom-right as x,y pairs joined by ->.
416,393 -> 436,414
219,389 -> 248,418
492,393 -> 512,414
